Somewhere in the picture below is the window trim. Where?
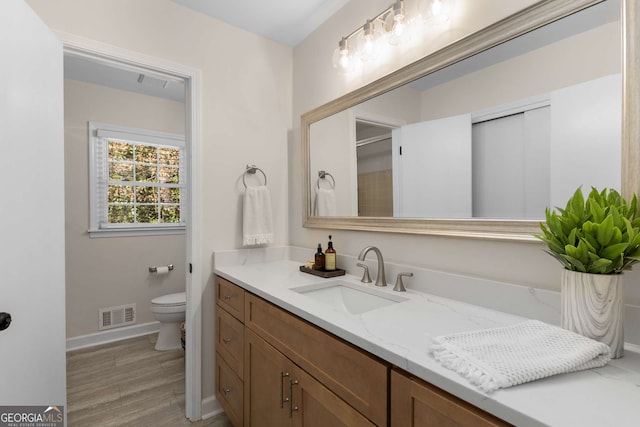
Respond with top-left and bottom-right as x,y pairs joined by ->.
88,121 -> 186,238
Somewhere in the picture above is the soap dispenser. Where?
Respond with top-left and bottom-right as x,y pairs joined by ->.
314,244 -> 325,270
325,235 -> 336,271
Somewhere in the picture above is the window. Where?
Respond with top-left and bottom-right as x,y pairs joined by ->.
89,122 -> 186,237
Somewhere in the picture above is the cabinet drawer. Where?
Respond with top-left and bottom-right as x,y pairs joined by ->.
216,354 -> 243,427
216,306 -> 244,379
216,275 -> 245,321
245,293 -> 389,426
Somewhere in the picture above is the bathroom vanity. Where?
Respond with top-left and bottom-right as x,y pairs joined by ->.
215,275 -> 505,426
213,249 -> 640,427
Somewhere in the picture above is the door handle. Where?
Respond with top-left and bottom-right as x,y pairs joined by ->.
280,372 -> 290,408
0,312 -> 11,331
289,379 -> 299,417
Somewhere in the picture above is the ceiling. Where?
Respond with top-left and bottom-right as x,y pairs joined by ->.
171,0 -> 351,47
64,0 -> 350,102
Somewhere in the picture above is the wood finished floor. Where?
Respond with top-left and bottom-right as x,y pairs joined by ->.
67,334 -> 232,427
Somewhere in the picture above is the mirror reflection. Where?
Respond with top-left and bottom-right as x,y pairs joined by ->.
309,0 -> 621,219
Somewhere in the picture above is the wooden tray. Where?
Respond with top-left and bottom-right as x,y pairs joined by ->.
299,265 -> 346,278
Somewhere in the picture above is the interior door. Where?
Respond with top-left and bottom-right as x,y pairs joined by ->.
392,114 -> 472,218
0,0 -> 66,409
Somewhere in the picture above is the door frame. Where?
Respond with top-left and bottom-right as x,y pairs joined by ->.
58,32 -> 203,420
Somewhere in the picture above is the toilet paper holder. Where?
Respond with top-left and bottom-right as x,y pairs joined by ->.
149,264 -> 174,273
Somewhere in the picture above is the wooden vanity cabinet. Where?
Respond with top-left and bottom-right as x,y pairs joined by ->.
245,329 -> 374,427
390,369 -> 511,427
244,293 -> 388,426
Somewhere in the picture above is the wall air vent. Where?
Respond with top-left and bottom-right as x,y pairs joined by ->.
99,304 -> 136,330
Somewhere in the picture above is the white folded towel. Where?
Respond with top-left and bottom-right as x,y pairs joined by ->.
315,188 -> 337,216
429,320 -> 610,393
242,185 -> 273,246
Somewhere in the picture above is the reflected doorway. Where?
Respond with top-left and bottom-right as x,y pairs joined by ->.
356,119 -> 395,217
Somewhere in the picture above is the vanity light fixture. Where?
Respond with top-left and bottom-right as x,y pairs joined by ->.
331,0 -> 452,74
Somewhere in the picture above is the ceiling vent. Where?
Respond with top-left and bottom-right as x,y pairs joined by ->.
137,73 -> 169,89
99,304 -> 136,330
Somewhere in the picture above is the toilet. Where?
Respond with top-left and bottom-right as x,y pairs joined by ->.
151,292 -> 186,351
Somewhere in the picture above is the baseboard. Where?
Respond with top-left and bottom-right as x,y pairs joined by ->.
201,395 -> 223,420
66,321 -> 160,351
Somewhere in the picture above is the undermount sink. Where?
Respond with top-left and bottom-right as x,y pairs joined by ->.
291,280 -> 408,315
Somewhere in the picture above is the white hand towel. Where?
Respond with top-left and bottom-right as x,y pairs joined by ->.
315,188 -> 337,216
243,185 -> 273,246
429,320 -> 610,393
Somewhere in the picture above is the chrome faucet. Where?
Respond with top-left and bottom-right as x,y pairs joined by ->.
357,246 -> 387,287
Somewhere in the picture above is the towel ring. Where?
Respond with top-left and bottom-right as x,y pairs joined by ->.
316,171 -> 335,189
243,164 -> 267,188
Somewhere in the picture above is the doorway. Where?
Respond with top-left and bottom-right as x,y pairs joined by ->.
61,35 -> 202,420
355,119 -> 395,217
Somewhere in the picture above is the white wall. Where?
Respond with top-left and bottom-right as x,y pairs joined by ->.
28,0 -> 292,402
549,74 -> 622,207
419,21 -> 621,120
64,79 -> 186,338
309,110 -> 355,215
292,0 -> 640,309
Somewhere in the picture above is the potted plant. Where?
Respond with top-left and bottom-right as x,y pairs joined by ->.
536,187 -> 640,358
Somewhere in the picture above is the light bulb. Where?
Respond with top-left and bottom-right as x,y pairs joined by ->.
331,37 -> 352,73
430,0 -> 450,22
432,0 -> 442,15
393,20 -> 406,38
358,19 -> 380,62
387,0 -> 409,45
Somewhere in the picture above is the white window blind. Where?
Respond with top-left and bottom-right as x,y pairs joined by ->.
89,122 -> 186,237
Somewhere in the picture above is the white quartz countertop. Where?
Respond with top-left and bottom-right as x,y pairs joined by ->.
214,259 -> 640,427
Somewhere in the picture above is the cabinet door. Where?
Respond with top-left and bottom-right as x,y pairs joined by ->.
244,329 -> 293,427
390,369 -> 510,427
291,365 -> 375,427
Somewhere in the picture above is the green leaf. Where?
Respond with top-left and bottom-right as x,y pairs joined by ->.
623,217 -> 636,242
541,249 -> 569,267
569,187 -> 585,217
580,236 -> 598,253
596,215 -> 615,246
587,258 -> 613,274
630,194 -> 638,219
610,206 -> 624,230
560,254 -> 586,272
576,239 -> 589,264
589,199 -> 605,223
600,242 -> 629,261
547,214 -> 565,240
610,226 -> 623,245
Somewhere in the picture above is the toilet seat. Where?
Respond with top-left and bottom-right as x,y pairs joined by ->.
152,291 -> 186,307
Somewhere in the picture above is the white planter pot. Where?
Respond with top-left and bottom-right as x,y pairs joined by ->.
561,269 -> 624,358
